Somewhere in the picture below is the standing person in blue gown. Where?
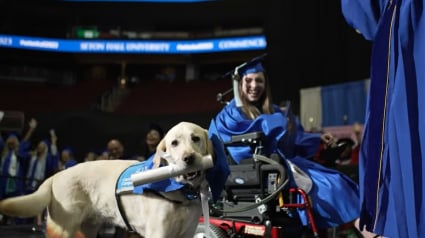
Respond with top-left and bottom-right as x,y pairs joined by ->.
25,129 -> 59,232
59,146 -> 78,170
0,118 -> 37,200
341,1 -> 425,237
0,118 -> 37,225
26,129 -> 59,194
209,61 -> 360,230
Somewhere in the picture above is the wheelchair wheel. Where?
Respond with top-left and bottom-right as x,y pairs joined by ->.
193,223 -> 228,238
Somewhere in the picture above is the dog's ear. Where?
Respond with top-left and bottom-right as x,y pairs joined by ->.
204,129 -> 215,159
153,138 -> 166,168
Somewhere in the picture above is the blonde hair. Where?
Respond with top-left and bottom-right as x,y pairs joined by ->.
1,136 -> 20,158
238,73 -> 274,119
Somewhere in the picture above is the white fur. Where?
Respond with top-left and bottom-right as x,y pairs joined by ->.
0,122 -> 214,238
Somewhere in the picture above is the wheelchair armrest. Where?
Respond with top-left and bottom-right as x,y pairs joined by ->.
227,131 -> 265,145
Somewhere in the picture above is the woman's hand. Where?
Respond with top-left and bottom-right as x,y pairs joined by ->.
321,132 -> 336,147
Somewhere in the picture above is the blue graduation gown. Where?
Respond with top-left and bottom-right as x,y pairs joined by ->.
342,0 -> 425,236
0,141 -> 31,198
64,159 -> 78,169
26,150 -> 59,193
211,100 -> 360,228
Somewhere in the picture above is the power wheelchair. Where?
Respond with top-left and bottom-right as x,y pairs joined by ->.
194,130 -> 321,238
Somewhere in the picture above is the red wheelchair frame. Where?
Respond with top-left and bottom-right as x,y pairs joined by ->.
198,187 -> 319,238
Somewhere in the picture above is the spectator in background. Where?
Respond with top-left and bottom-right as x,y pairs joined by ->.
0,118 -> 37,224
26,129 -> 59,193
25,129 -> 59,232
0,118 -> 37,199
59,147 -> 78,170
106,139 -> 125,160
84,150 -> 98,162
137,123 -> 164,161
96,150 -> 109,160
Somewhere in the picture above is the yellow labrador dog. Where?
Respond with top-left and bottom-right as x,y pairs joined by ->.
0,122 -> 214,238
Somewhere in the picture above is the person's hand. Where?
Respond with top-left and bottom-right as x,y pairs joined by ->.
321,132 -> 336,147
50,129 -> 58,144
28,118 -> 38,130
353,123 -> 362,142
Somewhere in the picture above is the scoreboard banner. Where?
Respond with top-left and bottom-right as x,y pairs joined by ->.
0,34 -> 267,54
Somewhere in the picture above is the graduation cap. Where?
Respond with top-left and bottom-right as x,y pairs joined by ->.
232,55 -> 267,107
62,146 -> 74,155
41,139 -> 50,147
221,53 -> 267,79
238,61 -> 266,76
7,132 -> 18,139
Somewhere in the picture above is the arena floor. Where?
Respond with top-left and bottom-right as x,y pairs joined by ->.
0,224 -> 125,238
0,224 -> 44,238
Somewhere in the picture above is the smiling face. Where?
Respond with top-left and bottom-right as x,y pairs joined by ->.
241,72 -> 266,103
146,129 -> 162,148
107,139 -> 124,160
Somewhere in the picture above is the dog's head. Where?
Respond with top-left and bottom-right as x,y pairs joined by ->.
153,122 -> 214,187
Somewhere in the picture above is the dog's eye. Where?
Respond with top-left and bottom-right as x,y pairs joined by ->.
192,136 -> 200,143
171,140 -> 179,146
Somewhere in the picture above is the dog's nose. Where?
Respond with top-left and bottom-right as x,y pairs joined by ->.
183,155 -> 195,165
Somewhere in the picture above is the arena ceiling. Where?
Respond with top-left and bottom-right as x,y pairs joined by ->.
0,1 -> 268,65
0,1 -> 266,37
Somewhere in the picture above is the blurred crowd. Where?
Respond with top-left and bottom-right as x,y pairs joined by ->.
0,117 -> 164,238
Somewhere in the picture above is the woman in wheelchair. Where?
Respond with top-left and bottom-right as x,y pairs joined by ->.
208,61 -> 360,231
